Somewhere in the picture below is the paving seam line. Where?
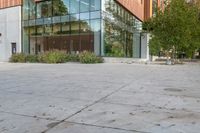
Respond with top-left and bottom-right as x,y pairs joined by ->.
67,121 -> 151,133
0,110 -> 59,121
41,72 -> 150,133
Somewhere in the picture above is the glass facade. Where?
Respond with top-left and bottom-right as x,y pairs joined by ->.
22,0 -> 142,57
102,0 -> 142,57
22,0 -> 101,55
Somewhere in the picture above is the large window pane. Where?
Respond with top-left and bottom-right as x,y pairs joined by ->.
37,1 -> 52,18
23,28 -> 29,54
62,22 -> 70,34
70,14 -> 79,21
70,0 -> 80,14
80,0 -> 89,12
23,0 -> 29,20
90,0 -> 100,11
63,0 -> 70,14
80,12 -> 89,20
37,2 -> 42,18
44,25 -> 52,35
80,20 -> 90,33
91,19 -> 101,55
90,19 -> 100,32
90,11 -> 101,19
53,24 -> 61,34
36,26 -> 43,35
61,15 -> 70,22
29,0 -> 36,19
53,0 -> 69,16
30,26 -> 36,35
71,21 -> 80,34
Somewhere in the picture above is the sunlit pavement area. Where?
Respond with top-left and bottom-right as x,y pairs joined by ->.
0,62 -> 200,133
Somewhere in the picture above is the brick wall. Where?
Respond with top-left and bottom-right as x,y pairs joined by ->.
0,0 -> 22,9
117,0 -> 144,21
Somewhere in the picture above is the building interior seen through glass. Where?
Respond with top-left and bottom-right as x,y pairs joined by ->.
23,0 -> 101,55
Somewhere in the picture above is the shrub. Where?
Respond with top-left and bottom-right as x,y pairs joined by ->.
38,50 -> 67,63
68,54 -> 79,62
26,55 -> 38,63
10,53 -> 26,63
79,51 -> 103,64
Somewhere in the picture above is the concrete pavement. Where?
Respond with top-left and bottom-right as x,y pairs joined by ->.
0,63 -> 200,133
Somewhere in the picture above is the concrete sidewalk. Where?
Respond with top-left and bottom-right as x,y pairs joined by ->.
0,63 -> 200,133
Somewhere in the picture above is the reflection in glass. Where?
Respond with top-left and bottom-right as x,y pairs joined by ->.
23,0 -> 29,20
37,1 -> 52,18
90,0 -> 100,11
71,21 -> 80,34
80,20 -> 90,33
44,25 -> 52,34
22,0 -> 141,57
53,0 -> 68,16
29,0 -> 36,19
53,24 -> 61,34
36,26 -> 43,35
80,0 -> 90,12
62,22 -> 70,34
70,0 -> 80,14
90,11 -> 101,19
80,12 -> 89,20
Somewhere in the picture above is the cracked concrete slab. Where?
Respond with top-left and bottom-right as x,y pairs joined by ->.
0,112 -> 54,133
68,102 -> 200,133
102,90 -> 200,112
0,92 -> 92,121
0,63 -> 200,133
46,122 -> 134,133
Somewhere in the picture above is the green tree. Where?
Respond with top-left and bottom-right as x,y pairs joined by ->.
53,0 -> 68,16
143,0 -> 200,59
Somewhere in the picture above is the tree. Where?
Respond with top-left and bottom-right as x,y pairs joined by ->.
143,0 -> 200,59
53,0 -> 68,16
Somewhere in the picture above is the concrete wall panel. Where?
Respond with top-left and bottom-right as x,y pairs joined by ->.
0,6 -> 21,61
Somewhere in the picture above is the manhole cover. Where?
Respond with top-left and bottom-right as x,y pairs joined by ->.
164,88 -> 182,92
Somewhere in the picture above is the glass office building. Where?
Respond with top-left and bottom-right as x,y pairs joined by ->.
22,0 -> 142,57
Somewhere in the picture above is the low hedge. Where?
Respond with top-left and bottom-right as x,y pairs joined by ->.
38,50 -> 67,63
79,51 -> 103,64
26,55 -> 38,63
9,50 -> 104,64
10,53 -> 26,63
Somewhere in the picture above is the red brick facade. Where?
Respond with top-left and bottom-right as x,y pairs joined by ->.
117,0 -> 165,21
144,0 -> 165,21
117,0 -> 144,21
0,0 -> 22,9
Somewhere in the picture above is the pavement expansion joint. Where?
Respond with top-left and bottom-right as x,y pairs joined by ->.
0,110 -> 59,122
40,82 -> 133,133
67,121 -> 150,133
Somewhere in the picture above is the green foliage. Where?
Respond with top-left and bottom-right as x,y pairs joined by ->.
9,51 -> 103,64
149,36 -> 162,55
26,55 -> 38,63
111,42 -> 125,57
38,50 -> 67,64
68,54 -> 80,62
144,0 -> 200,57
79,51 -> 103,64
52,0 -> 68,16
10,53 -> 26,63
